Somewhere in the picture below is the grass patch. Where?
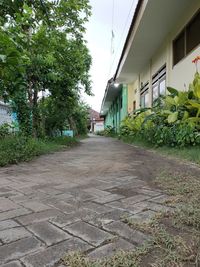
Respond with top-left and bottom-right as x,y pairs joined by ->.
62,244 -> 151,267
0,135 -> 78,167
120,135 -> 200,165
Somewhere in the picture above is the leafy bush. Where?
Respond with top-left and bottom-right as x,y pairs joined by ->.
0,123 -> 12,138
120,70 -> 200,147
0,135 -> 78,167
47,136 -> 78,146
96,125 -> 116,137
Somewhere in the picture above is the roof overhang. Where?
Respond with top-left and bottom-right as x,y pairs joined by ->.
100,79 -> 122,115
114,0 -> 193,83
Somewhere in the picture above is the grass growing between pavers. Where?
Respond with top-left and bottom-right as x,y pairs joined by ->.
62,245 -> 151,267
62,172 -> 200,267
0,135 -> 79,167
120,136 -> 200,165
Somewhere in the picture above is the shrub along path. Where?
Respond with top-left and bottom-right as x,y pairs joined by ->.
0,135 -> 199,267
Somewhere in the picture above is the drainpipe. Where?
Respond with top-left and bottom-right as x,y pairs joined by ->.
149,59 -> 153,107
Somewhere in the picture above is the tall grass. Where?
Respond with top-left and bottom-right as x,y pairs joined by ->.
0,135 -> 78,167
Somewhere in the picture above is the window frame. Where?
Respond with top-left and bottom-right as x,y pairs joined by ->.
152,65 -> 166,102
173,9 -> 200,66
140,82 -> 149,108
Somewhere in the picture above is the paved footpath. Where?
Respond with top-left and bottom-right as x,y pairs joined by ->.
0,136 -> 198,267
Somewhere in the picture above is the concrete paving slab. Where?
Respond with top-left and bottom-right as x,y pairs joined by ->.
103,221 -> 150,246
1,261 -> 23,267
0,227 -> 31,244
22,238 -> 92,267
28,221 -> 71,246
0,237 -> 42,265
93,193 -> 124,204
16,209 -> 62,225
64,221 -> 114,246
0,220 -> 20,231
128,210 -> 157,224
0,198 -> 20,212
0,208 -> 32,221
122,194 -> 152,205
88,238 -> 135,259
21,201 -> 50,212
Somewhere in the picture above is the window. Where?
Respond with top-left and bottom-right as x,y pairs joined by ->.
173,31 -> 185,65
173,9 -> 200,65
140,82 -> 149,108
152,65 -> 166,102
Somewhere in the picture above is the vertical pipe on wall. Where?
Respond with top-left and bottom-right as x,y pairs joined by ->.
149,59 -> 153,107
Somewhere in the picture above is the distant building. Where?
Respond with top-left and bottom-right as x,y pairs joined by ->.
0,100 -> 13,125
88,108 -> 104,132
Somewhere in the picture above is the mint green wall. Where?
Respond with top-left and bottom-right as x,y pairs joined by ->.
121,84 -> 128,120
104,84 -> 128,132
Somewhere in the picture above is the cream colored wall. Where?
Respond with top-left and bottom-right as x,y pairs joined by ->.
146,0 -> 199,105
169,47 -> 200,91
126,0 -> 200,109
127,80 -> 138,113
167,0 -> 200,91
140,65 -> 149,86
151,43 -> 167,75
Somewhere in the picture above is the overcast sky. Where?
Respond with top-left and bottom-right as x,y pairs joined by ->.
83,0 -> 138,112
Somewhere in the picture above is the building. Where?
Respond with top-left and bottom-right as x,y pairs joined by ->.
101,0 -> 200,131
88,108 -> 104,132
0,100 -> 13,125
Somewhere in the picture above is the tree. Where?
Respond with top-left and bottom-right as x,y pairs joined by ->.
0,0 -> 92,136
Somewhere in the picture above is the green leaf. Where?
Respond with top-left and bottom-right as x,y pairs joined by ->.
188,100 -> 200,109
167,87 -> 179,96
0,54 -> 6,62
165,96 -> 176,106
167,112 -> 178,123
183,111 -> 189,120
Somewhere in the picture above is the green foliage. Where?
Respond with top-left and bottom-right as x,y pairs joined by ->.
96,125 -> 116,137
0,135 -> 78,167
40,97 -> 89,136
0,123 -> 12,138
120,73 -> 200,147
0,0 -> 92,137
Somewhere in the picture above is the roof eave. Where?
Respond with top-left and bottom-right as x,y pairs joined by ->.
114,0 -> 144,81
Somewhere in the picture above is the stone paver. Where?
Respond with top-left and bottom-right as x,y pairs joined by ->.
148,194 -> 171,204
21,201 -> 50,212
0,198 -> 20,212
16,209 -> 62,225
103,221 -> 150,246
1,261 -> 23,267
93,193 -> 124,204
121,194 -> 152,205
0,135 -> 183,265
0,208 -> 31,221
129,210 -> 157,223
0,219 -> 20,231
28,221 -> 71,246
64,221 -> 114,246
0,227 -> 31,244
84,209 -> 131,227
88,238 -> 135,259
22,238 -> 92,267
0,237 -> 42,265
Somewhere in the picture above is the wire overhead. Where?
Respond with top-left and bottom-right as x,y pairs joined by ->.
108,0 -> 137,78
111,0 -> 115,55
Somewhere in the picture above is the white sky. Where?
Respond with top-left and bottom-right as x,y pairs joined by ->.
83,0 -> 138,112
